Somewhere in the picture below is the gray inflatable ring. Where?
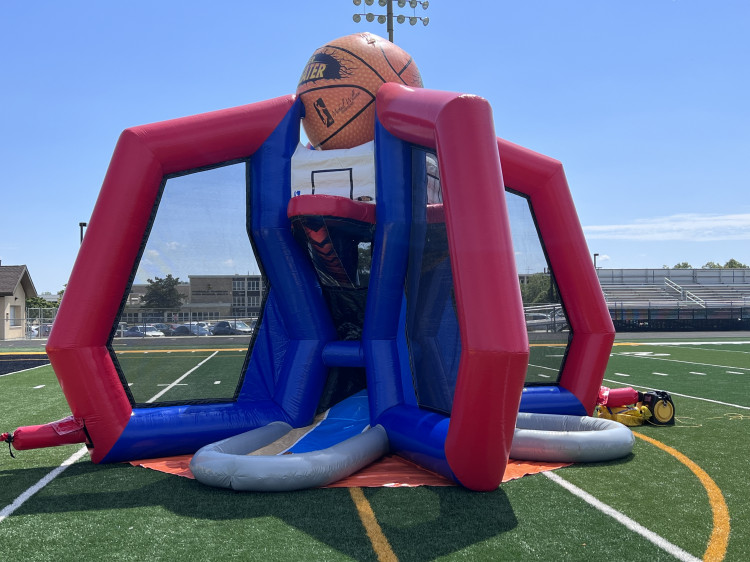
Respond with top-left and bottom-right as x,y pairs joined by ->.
510,412 -> 635,463
190,422 -> 390,492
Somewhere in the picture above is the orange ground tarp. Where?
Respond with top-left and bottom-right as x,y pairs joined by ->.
130,454 -> 569,487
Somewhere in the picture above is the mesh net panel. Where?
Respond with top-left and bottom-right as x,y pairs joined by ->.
505,189 -> 570,385
404,151 -> 573,416
110,162 -> 259,405
405,149 -> 460,415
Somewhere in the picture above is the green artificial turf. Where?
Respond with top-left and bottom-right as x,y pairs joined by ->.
1,339 -> 748,560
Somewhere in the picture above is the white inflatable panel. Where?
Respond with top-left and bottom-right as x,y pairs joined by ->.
291,141 -> 375,202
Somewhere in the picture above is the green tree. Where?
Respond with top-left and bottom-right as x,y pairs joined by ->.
520,273 -> 557,305
701,259 -> 747,269
142,274 -> 185,310
25,296 -> 57,309
724,258 -> 748,268
357,244 -> 371,285
672,262 -> 692,269
25,296 -> 59,320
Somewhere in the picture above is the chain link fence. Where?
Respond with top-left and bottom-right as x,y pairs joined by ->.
0,307 -> 59,340
610,302 -> 750,331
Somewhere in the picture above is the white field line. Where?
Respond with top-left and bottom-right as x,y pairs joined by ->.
633,341 -> 750,348
602,379 -> 750,410
0,446 -> 88,524
609,343 -> 750,409
544,471 -> 701,562
612,352 -> 750,373
1,351 -> 221,524
677,346 -> 750,355
527,363 -> 559,372
145,350 -> 219,403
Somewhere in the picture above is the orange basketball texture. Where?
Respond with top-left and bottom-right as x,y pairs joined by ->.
296,33 -> 422,150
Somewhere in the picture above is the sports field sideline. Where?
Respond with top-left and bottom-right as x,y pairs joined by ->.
1,333 -> 748,561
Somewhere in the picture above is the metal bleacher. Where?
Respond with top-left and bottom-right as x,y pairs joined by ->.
676,284 -> 750,306
600,284 -> 679,307
596,268 -> 750,331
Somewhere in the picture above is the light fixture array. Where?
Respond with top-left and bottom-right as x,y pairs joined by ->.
353,0 -> 430,40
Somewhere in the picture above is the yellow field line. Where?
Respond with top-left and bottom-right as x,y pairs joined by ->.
349,487 -> 398,562
113,348 -> 247,354
0,348 -> 248,356
633,432 -> 730,562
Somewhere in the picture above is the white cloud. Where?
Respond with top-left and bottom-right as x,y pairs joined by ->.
145,249 -> 160,258
164,241 -> 181,251
584,213 -> 750,241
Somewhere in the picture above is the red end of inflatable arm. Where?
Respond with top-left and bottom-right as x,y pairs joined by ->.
4,416 -> 88,452
598,386 -> 641,408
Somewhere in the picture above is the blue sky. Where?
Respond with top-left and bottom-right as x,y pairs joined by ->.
2,1 -> 748,293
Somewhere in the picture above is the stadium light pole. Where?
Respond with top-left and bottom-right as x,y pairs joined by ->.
352,0 -> 430,43
79,222 -> 87,244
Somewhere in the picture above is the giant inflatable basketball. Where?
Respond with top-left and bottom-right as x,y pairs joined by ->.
296,32 -> 422,149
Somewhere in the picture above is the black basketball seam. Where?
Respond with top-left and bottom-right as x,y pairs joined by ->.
322,44 -> 388,84
396,58 -> 415,83
299,84 -> 376,97
379,47 -> 413,85
299,84 -> 376,148
317,98 -> 377,149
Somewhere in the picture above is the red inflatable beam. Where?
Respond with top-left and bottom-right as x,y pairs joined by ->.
8,416 -> 87,450
496,139 -> 616,414
46,95 -> 296,462
378,84 -> 530,491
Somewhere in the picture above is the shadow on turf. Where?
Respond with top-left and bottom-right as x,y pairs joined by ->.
9,461 -> 519,561
553,453 -> 635,472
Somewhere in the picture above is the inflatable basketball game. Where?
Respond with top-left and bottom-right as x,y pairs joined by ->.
3,33 -> 619,491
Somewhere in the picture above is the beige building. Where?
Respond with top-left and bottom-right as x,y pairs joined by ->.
0,264 -> 38,340
122,274 -> 264,324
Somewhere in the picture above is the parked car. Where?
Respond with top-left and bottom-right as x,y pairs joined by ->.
212,320 -> 254,335
170,325 -> 192,336
124,325 -> 164,337
183,323 -> 210,336
524,313 -> 550,332
524,309 -> 569,332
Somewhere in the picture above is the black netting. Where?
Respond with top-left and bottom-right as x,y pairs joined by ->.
405,149 -> 460,415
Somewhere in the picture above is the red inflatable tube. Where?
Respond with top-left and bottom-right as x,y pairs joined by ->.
46,95 -> 296,463
8,416 -> 88,450
599,386 -> 640,407
377,84 -> 530,491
